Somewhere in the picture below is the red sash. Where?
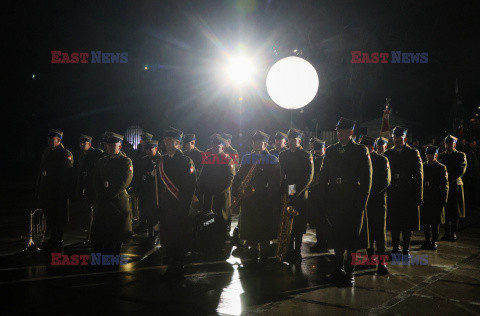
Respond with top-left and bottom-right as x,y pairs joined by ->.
159,158 -> 180,200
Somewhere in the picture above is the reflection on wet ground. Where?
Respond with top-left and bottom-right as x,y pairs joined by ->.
1,206 -> 480,315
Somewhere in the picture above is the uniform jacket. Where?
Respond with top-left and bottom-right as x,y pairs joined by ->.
36,144 -> 74,221
91,153 -> 133,243
233,150 -> 281,241
279,146 -> 314,234
184,147 -> 204,177
318,139 -> 372,249
76,147 -> 103,205
198,152 -> 235,221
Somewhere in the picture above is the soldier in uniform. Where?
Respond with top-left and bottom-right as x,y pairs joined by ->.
36,129 -> 74,251
318,119 -> 372,287
198,134 -> 236,252
359,135 -> 390,275
270,132 -> 288,157
134,140 -> 162,241
183,134 -> 203,177
438,135 -> 467,241
76,134 -> 103,207
308,138 -> 328,253
156,128 -> 196,279
232,131 -> 280,262
375,137 -> 388,155
421,146 -> 449,250
91,133 -> 133,256
278,128 -> 314,262
384,127 -> 423,258
222,133 -> 240,168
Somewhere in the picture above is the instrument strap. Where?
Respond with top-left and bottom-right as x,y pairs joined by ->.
159,158 -> 180,200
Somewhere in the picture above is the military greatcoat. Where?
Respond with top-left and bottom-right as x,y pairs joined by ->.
422,161 -> 449,225
318,139 -> 372,250
91,153 -> 133,244
384,144 -> 423,231
438,149 -> 467,219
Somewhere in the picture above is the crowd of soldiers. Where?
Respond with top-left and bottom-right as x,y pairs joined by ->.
35,117 -> 477,285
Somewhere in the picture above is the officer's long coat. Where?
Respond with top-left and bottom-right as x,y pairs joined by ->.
422,161 -> 449,225
36,144 -> 74,224
198,152 -> 235,227
384,144 -> 423,231
233,150 -> 280,241
279,146 -> 314,235
438,149 -> 467,219
367,151 -> 391,233
318,140 -> 372,249
91,153 -> 133,244
156,149 -> 196,256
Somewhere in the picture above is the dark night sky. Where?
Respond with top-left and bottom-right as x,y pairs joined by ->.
4,0 -> 480,180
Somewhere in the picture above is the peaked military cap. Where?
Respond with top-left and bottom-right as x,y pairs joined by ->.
359,135 -> 376,146
310,137 -> 326,150
375,137 -> 388,146
183,134 -> 196,143
141,132 -> 153,141
425,146 -> 439,155
274,132 -> 287,140
287,128 -> 303,139
79,134 -> 92,143
221,133 -> 233,141
211,134 -> 227,146
392,126 -> 408,137
105,132 -> 124,144
48,129 -> 63,139
335,117 -> 356,130
252,130 -> 270,142
145,140 -> 159,148
163,127 -> 183,141
444,134 -> 458,143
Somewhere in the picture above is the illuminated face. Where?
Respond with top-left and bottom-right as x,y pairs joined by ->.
377,144 -> 387,154
164,137 -> 180,151
106,142 -> 121,155
445,142 -> 456,152
393,135 -> 406,147
287,138 -> 301,149
79,141 -> 91,151
275,138 -> 286,150
183,141 -> 195,152
211,143 -> 224,155
336,129 -> 353,142
48,137 -> 61,148
147,147 -> 158,157
252,140 -> 266,152
427,153 -> 437,163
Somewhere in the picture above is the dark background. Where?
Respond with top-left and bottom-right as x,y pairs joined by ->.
4,0 -> 480,186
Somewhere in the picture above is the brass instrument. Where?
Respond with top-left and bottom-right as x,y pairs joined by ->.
276,194 -> 299,262
24,209 -> 46,252
231,158 -> 261,209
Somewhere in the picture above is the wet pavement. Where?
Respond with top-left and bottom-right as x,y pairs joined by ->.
1,191 -> 480,315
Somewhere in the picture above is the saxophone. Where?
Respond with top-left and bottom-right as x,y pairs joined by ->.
231,158 -> 261,209
276,193 -> 298,262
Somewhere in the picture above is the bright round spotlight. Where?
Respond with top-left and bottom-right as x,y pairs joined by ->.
227,58 -> 253,83
266,56 -> 319,109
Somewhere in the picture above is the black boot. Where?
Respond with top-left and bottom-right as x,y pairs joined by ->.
327,249 -> 346,284
344,251 -> 356,287
441,222 -> 451,241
